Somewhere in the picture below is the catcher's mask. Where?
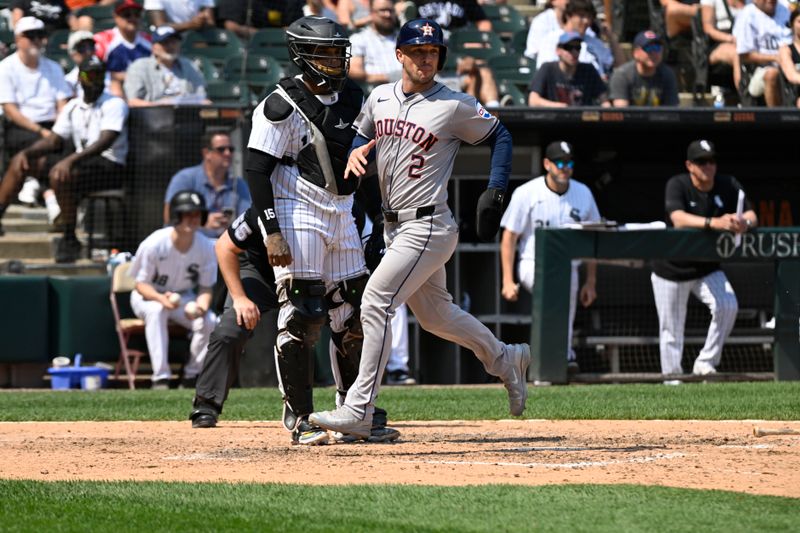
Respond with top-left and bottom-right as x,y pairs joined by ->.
286,16 -> 351,93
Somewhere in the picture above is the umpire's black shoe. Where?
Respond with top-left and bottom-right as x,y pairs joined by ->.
192,413 -> 217,428
55,236 -> 81,263
190,403 -> 219,428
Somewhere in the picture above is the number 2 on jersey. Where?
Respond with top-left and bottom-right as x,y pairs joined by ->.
408,154 -> 425,179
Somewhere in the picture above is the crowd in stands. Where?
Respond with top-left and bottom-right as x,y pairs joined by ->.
0,0 -> 799,262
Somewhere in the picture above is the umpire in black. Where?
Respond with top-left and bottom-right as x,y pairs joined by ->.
190,205 -> 279,428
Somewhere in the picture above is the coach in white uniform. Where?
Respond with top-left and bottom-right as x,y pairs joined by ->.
130,191 -> 217,388
500,140 -> 600,370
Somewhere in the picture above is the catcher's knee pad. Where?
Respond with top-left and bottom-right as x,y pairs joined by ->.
328,274 -> 369,393
276,279 -> 328,430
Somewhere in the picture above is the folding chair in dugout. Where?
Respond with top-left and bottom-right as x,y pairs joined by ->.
109,262 -> 189,389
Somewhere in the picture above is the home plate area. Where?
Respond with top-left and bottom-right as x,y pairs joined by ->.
0,420 -> 797,497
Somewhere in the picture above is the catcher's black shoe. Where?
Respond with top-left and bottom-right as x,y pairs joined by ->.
292,417 -> 329,445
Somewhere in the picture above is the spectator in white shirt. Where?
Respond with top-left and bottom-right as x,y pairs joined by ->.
0,58 -> 128,263
535,0 -> 623,80
144,0 -> 215,32
733,0 -> 791,106
525,0 -> 568,60
0,17 -> 72,216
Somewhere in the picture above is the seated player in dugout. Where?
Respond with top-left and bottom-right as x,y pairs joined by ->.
243,16 -> 398,445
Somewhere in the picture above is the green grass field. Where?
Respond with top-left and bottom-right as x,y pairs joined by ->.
1,382 -> 798,532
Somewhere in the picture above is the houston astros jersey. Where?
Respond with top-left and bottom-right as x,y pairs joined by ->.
353,81 -> 498,210
129,227 -> 217,294
501,176 -> 600,265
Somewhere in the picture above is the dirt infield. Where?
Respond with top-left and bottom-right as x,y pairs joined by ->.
1,420 -> 798,498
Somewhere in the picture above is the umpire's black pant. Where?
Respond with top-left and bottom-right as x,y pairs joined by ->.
195,259 -> 278,411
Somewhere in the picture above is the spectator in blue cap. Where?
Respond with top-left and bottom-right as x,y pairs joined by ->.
529,31 -> 609,107
609,30 -> 679,107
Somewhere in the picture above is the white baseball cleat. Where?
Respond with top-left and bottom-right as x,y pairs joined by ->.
502,343 -> 530,416
692,360 -> 717,376
310,406 -> 371,439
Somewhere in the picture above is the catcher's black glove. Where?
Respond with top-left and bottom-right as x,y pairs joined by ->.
475,187 -> 505,242
364,219 -> 386,273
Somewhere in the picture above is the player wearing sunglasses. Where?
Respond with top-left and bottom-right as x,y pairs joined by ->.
499,140 -> 601,374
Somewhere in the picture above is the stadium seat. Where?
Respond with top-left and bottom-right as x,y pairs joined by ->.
488,54 -> 535,89
448,29 -> 507,61
182,29 -> 244,65
84,189 -> 124,260
223,54 -> 284,94
185,54 -> 223,83
109,261 -> 189,390
45,28 -> 70,55
497,79 -> 527,106
481,5 -> 527,39
247,28 -> 292,65
74,4 -> 115,30
206,81 -> 254,107
511,28 -> 528,55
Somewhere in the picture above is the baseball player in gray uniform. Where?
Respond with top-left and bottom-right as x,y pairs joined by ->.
500,141 -> 600,372
245,16 -> 397,444
311,18 -> 530,438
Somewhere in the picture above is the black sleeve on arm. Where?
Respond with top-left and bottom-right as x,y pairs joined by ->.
245,148 -> 281,236
355,173 -> 383,223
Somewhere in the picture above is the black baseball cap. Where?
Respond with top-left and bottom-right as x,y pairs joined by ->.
545,140 -> 574,161
687,139 -> 716,161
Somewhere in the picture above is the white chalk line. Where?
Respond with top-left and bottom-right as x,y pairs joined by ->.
396,452 -> 686,469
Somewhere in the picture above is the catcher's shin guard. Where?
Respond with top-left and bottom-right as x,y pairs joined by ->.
276,279 -> 328,431
328,274 -> 369,401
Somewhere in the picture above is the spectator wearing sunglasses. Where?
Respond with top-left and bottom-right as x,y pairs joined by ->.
0,57 -> 128,262
65,30 -> 98,97
499,140 -> 601,374
163,131 -> 250,239
609,30 -> 679,106
0,17 -> 72,231
529,31 -> 609,107
94,0 -> 152,97
651,140 -> 757,381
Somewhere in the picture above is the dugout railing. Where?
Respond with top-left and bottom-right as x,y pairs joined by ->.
530,228 -> 800,384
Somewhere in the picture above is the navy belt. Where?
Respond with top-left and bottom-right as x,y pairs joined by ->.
383,205 -> 436,223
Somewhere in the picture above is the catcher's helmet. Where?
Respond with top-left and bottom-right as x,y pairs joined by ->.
396,18 -> 447,70
286,16 -> 351,93
169,190 -> 208,226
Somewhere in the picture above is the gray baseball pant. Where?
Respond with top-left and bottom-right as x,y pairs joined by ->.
651,270 -> 738,375
343,208 -> 507,418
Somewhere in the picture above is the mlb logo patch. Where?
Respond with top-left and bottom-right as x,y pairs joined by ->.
475,102 -> 492,119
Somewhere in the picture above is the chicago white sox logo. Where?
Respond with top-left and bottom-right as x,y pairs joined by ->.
420,23 -> 434,36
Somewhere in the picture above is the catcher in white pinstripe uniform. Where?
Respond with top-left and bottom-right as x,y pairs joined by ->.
500,140 -> 600,372
245,16 -> 395,444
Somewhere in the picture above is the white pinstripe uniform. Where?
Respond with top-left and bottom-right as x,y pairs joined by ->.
247,88 -> 369,360
341,81 -> 518,418
129,227 -> 217,381
500,175 -> 600,360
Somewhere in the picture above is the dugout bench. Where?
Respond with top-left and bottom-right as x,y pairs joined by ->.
531,228 -> 800,384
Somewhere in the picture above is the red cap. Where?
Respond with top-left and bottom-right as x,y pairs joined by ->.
115,0 -> 143,15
